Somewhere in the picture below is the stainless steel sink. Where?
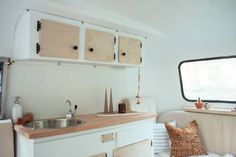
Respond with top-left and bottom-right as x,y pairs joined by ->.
24,118 -> 84,129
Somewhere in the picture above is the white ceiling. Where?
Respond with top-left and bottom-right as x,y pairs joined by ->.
42,0 -> 236,37
43,0 -> 180,33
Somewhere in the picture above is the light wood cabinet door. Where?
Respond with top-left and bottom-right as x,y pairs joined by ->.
85,29 -> 115,62
118,36 -> 142,65
89,152 -> 107,157
39,19 -> 80,59
113,140 -> 152,157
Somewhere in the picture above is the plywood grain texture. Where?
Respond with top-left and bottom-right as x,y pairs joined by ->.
89,152 -> 107,157
39,19 -> 80,59
118,36 -> 141,65
113,140 -> 152,157
85,29 -> 115,62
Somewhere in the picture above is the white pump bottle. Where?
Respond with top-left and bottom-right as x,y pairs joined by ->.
12,96 -> 22,123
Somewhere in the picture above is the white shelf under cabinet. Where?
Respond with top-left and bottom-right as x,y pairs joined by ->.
184,106 -> 236,116
13,58 -> 142,68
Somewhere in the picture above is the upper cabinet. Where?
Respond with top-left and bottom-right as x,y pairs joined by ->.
85,29 -> 115,62
38,19 -> 80,59
118,36 -> 142,65
13,10 -> 145,67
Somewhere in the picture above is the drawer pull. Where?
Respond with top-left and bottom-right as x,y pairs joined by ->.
101,133 -> 114,143
73,45 -> 78,50
89,47 -> 94,52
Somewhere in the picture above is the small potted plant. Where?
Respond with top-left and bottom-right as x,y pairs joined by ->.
195,97 -> 204,109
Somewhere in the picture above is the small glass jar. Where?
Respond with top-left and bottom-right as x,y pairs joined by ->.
118,103 -> 126,113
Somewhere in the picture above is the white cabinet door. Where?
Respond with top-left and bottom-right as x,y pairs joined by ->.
116,123 -> 153,148
33,130 -> 115,157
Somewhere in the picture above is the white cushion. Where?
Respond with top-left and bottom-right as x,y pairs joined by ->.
157,111 -> 236,155
153,121 -> 176,153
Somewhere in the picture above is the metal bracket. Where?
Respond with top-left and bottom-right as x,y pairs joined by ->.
36,43 -> 40,54
37,21 -> 41,31
7,58 -> 15,65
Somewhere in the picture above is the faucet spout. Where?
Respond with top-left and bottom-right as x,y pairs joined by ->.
65,100 -> 78,118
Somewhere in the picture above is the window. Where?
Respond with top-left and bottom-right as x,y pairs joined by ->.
178,55 -> 236,103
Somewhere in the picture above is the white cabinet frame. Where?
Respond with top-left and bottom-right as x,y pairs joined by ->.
13,10 -> 146,68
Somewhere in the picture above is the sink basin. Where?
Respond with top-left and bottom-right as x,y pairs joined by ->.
24,118 -> 84,129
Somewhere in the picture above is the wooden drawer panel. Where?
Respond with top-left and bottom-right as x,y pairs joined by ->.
85,28 -> 115,62
89,152 -> 107,157
39,19 -> 80,59
113,140 -> 152,157
118,36 -> 141,65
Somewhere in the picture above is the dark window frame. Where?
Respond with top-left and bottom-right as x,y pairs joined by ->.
178,55 -> 236,104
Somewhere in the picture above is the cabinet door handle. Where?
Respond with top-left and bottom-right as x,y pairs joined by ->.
89,48 -> 94,52
73,45 -> 78,50
101,133 -> 114,143
122,52 -> 126,56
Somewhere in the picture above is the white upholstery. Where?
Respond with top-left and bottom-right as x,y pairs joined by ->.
153,121 -> 176,153
157,111 -> 236,155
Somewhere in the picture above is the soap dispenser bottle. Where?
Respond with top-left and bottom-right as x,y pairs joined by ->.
12,96 -> 22,123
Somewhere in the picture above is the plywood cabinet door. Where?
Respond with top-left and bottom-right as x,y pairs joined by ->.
85,29 -> 115,62
118,36 -> 142,65
113,140 -> 152,157
89,152 -> 107,157
39,19 -> 80,59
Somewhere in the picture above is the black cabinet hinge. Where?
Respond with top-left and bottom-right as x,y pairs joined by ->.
114,53 -> 116,60
105,153 -> 107,157
36,43 -> 40,54
37,21 -> 41,31
114,37 -> 116,44
140,42 -> 143,49
151,140 -> 153,146
140,57 -> 142,63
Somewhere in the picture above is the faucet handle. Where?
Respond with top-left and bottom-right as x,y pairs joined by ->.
74,105 -> 78,116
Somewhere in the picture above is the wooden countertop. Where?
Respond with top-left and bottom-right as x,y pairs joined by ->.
14,113 -> 156,139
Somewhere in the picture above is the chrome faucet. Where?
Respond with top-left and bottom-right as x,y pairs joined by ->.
65,99 -> 78,118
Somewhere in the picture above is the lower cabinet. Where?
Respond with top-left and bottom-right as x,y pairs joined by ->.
113,140 -> 152,157
16,121 -> 154,157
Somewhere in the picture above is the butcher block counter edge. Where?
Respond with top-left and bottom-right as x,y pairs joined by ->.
14,113 -> 156,139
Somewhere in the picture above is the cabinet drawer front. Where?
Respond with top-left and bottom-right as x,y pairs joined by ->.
34,131 -> 115,157
89,152 -> 107,157
116,123 -> 153,148
85,28 -> 115,62
39,19 -> 80,59
118,36 -> 141,65
114,140 -> 152,157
